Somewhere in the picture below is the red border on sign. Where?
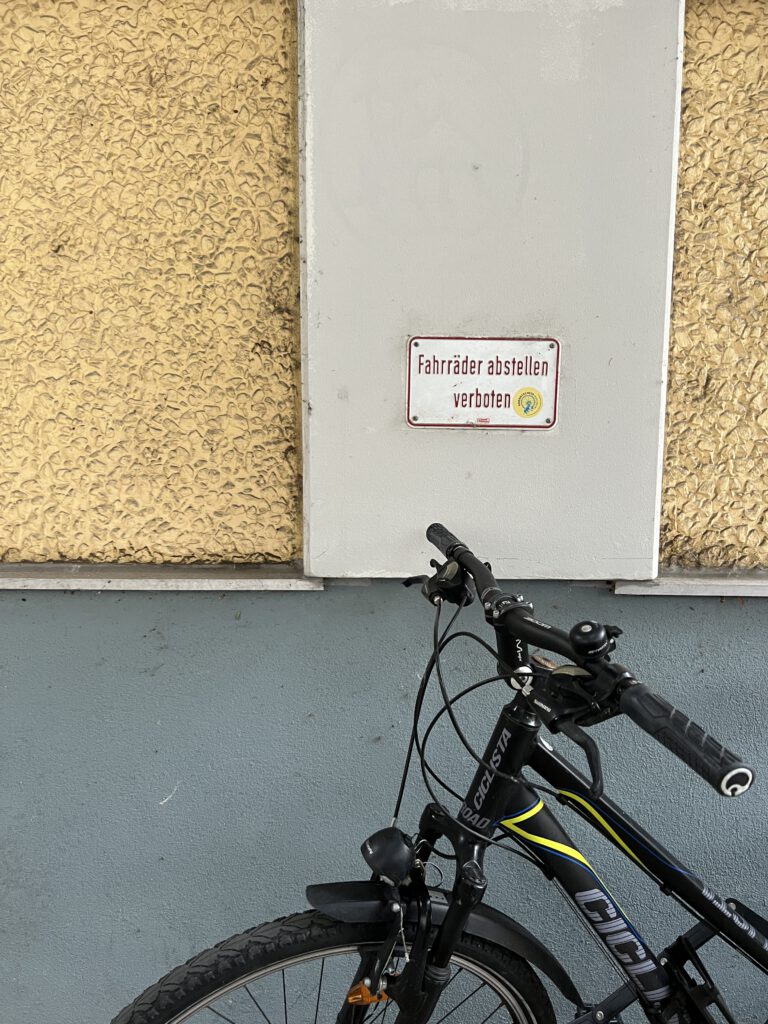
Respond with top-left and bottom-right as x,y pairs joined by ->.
406,336 -> 560,429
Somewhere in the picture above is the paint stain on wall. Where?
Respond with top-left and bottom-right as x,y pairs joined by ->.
0,0 -> 301,563
662,0 -> 768,568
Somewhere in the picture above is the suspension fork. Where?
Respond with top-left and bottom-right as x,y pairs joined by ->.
391,812 -> 488,1024
392,700 -> 543,1024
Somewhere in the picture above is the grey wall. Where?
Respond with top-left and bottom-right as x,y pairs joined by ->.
2,582 -> 767,1023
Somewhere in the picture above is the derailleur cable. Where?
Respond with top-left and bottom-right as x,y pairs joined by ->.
391,599 -> 547,872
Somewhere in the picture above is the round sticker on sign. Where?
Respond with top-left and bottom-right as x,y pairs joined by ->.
513,387 -> 543,418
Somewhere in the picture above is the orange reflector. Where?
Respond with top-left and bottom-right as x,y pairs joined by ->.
346,982 -> 388,1005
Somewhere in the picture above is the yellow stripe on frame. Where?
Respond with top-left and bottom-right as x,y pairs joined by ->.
501,797 -> 638,929
501,821 -> 594,869
499,800 -> 544,827
559,790 -> 643,867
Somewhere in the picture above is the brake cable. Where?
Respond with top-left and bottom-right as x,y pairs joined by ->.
390,600 -> 466,824
392,599 -> 547,871
431,603 -> 523,783
419,673 -> 509,802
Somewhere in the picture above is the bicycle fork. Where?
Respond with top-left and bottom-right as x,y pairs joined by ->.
384,701 -> 545,1024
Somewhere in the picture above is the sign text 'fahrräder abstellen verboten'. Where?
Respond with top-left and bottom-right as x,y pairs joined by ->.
406,336 -> 560,429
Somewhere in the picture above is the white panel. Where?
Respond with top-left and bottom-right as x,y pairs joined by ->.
302,0 -> 683,579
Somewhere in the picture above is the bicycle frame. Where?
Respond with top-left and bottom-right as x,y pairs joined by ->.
448,696 -> 768,1019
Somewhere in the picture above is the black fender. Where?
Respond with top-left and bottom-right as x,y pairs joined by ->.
306,881 -> 582,1009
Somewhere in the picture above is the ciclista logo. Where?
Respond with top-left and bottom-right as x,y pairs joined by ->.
513,387 -> 543,418
458,727 -> 512,830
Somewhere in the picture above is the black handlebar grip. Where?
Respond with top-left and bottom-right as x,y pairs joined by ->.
426,523 -> 464,557
620,683 -> 754,797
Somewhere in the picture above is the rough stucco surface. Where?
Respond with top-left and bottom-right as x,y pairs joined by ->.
0,0 -> 301,563
662,0 -> 768,568
3,584 -> 768,1022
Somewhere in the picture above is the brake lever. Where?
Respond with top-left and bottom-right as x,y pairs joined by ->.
403,574 -> 429,588
557,719 -> 604,800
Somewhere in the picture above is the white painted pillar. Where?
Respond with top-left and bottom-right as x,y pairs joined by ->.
302,0 -> 684,579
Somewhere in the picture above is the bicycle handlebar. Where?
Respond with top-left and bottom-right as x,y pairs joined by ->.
425,523 -> 463,558
427,523 -> 580,660
620,683 -> 754,796
426,523 -> 499,599
425,524 -> 755,797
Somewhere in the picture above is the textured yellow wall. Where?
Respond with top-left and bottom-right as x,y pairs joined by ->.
662,0 -> 768,568
0,0 -> 300,563
3,1 -> 763,568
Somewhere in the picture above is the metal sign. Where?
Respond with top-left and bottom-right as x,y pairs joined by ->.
406,336 -> 560,429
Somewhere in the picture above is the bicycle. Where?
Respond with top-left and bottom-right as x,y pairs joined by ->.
112,524 -> 767,1024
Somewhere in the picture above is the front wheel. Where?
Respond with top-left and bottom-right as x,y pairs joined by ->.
111,911 -> 556,1024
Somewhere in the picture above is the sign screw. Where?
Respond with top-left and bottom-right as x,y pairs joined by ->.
411,415 -> 419,422
545,418 -> 551,424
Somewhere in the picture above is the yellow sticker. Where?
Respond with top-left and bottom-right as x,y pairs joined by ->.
512,387 -> 543,417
